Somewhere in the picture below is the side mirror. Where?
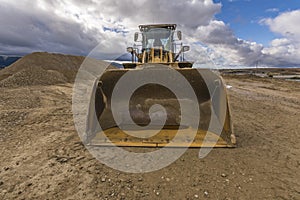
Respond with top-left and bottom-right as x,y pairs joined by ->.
177,31 -> 182,40
182,46 -> 190,52
134,32 -> 139,42
127,47 -> 134,53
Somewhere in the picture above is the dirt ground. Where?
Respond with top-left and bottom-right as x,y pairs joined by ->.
0,72 -> 299,199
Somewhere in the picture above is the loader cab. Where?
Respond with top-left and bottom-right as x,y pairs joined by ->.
125,24 -> 192,68
141,27 -> 174,52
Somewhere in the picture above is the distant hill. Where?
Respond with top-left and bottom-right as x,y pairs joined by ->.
0,52 -> 114,87
0,56 -> 21,69
115,53 -> 132,61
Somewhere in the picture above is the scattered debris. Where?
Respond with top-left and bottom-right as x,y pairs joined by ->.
204,190 -> 209,197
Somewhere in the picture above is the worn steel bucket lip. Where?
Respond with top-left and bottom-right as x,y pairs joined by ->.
87,126 -> 235,148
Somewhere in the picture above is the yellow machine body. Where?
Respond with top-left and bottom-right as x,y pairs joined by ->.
85,24 -> 236,147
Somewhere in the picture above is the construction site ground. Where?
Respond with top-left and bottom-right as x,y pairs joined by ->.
0,54 -> 299,199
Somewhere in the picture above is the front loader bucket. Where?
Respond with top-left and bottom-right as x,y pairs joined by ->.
86,65 -> 236,147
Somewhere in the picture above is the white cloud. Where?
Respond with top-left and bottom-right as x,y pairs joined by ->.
262,10 -> 300,39
260,10 -> 300,66
265,8 -> 279,13
184,20 -> 263,67
0,0 -> 101,56
0,0 -> 300,67
0,0 -> 221,59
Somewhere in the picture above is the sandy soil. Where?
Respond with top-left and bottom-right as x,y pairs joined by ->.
0,73 -> 299,200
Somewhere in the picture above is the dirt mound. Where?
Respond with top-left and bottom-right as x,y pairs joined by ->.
0,75 -> 299,199
0,52 -> 87,87
0,52 -> 119,88
0,66 -> 69,87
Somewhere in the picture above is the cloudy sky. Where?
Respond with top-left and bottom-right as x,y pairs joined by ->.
0,0 -> 299,67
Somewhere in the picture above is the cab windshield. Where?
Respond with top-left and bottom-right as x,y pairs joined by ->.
142,28 -> 173,51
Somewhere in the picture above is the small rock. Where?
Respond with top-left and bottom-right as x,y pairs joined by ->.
166,178 -> 171,182
126,179 -> 132,183
221,173 -> 227,178
156,191 -> 160,196
194,194 -> 199,198
137,189 -> 143,193
101,178 -> 106,182
204,191 -> 209,196
56,157 -> 69,163
27,183 -> 33,187
48,162 -> 55,167
141,193 -> 148,197
4,167 -> 9,171
76,156 -> 85,161
138,177 -> 143,182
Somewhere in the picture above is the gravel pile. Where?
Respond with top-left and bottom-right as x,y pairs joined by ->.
0,66 -> 68,87
0,52 -> 85,87
0,52 -> 121,88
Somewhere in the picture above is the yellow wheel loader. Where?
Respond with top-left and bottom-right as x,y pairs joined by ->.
86,24 -> 236,147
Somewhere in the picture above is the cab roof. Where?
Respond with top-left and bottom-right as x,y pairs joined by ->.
139,24 -> 177,31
